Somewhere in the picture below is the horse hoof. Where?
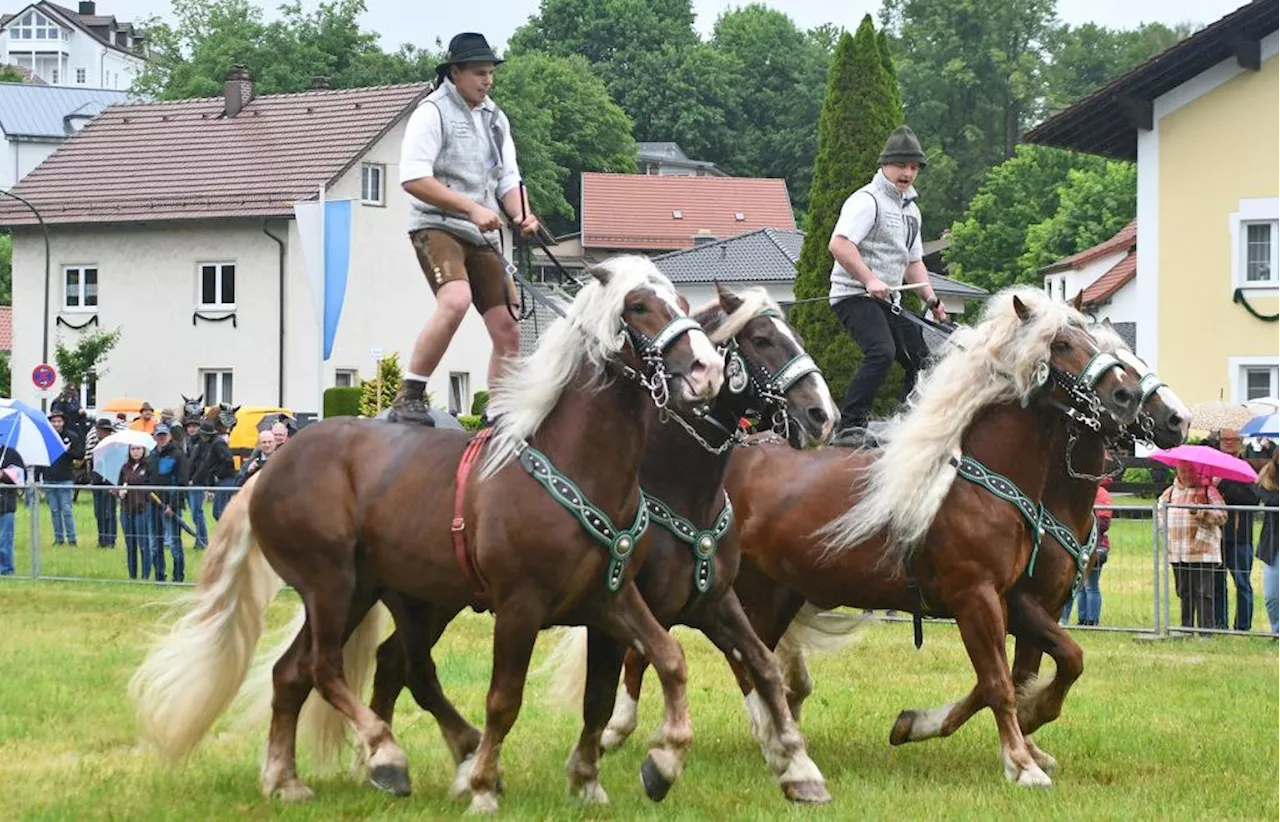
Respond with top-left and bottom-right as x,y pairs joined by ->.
369,761 -> 412,796
640,755 -> 673,803
783,780 -> 832,804
465,791 -> 500,815
575,781 -> 610,805
271,781 -> 315,803
1026,741 -> 1058,776
889,710 -> 918,746
1017,766 -> 1053,788
449,754 -> 477,800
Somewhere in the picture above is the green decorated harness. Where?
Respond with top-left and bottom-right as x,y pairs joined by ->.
644,493 -> 734,593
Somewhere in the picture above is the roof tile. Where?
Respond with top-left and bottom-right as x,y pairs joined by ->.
0,82 -> 430,225
1040,219 -> 1137,273
581,172 -> 794,251
0,305 -> 11,351
1079,248 -> 1137,307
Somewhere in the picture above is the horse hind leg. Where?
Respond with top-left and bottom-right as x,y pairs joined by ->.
601,646 -> 646,752
564,627 -> 626,805
949,584 -> 1051,788
774,638 -> 814,722
306,586 -> 412,798
262,621 -> 317,802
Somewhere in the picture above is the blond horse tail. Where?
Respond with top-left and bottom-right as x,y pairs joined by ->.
776,603 -> 873,662
128,473 -> 282,760
539,626 -> 589,711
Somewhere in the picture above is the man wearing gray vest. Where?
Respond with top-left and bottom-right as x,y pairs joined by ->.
392,32 -> 540,424
828,125 -> 947,434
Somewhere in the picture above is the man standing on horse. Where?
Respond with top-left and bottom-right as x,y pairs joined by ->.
828,126 -> 948,435
389,32 -> 540,425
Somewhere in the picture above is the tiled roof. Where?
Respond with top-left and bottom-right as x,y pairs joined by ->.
0,83 -> 131,138
0,306 -> 11,351
653,226 -> 989,298
581,172 -> 795,251
0,82 -> 430,225
1040,219 -> 1137,274
1079,248 -> 1137,308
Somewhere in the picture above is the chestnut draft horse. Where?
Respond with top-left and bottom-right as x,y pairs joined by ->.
354,285 -> 839,806
603,288 -> 1145,787
129,257 -> 724,815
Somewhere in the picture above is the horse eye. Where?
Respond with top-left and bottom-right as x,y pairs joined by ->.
628,303 -> 647,314
751,336 -> 773,348
1051,340 -> 1070,354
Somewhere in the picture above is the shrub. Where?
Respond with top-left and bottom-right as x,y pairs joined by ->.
470,390 -> 490,417
457,414 -> 484,431
323,387 -> 362,418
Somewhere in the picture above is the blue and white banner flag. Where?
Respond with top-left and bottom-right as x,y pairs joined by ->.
295,193 -> 353,361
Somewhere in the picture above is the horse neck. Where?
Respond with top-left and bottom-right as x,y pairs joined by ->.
961,402 -> 1062,502
1045,426 -> 1105,525
529,364 -> 651,513
640,395 -> 738,515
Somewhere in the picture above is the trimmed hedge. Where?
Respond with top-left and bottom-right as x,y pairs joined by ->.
323,387 -> 362,418
470,390 -> 489,417
458,414 -> 484,431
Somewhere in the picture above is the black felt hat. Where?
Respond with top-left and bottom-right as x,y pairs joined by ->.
436,33 -> 504,84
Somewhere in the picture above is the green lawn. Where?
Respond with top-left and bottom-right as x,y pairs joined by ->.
0,581 -> 1274,821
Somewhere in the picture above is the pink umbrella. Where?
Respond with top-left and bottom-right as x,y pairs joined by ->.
1150,444 -> 1258,483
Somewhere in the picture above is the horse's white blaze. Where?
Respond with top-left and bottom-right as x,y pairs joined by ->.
684,328 -> 723,398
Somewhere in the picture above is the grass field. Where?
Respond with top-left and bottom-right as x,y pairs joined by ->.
0,578 -> 1275,821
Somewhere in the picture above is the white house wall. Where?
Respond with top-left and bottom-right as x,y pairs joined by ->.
0,15 -> 144,88
2,137 -> 61,189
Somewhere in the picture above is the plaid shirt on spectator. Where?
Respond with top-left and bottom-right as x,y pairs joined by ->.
1158,482 -> 1228,564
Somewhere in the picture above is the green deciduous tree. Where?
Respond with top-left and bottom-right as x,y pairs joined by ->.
1043,22 -> 1194,112
495,52 -> 637,234
54,328 -> 122,392
0,233 -> 11,306
791,17 -> 905,412
1020,162 -> 1137,273
507,0 -> 697,70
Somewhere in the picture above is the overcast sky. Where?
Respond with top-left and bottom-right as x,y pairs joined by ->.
94,0 -> 1247,52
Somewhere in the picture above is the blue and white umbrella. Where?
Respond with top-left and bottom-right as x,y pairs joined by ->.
1240,413 -> 1279,439
0,398 -> 68,467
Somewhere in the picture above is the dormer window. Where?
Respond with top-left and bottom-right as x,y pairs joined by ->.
10,10 -> 63,40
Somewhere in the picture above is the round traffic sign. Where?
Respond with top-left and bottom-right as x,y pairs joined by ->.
32,363 -> 57,390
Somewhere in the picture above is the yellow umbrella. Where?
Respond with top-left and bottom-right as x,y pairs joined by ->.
99,397 -> 146,414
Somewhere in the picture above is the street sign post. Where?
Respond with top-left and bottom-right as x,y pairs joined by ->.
31,363 -> 56,391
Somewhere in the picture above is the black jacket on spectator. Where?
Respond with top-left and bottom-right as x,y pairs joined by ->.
41,428 -> 84,482
1218,478 -> 1257,544
0,449 -> 26,516
1257,486 -> 1278,567
147,441 -> 190,508
191,436 -> 235,486
118,459 -> 151,515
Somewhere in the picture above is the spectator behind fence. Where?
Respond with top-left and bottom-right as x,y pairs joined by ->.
41,410 -> 82,547
1062,478 -> 1113,626
147,423 -> 189,583
0,448 -> 26,576
271,422 -> 290,450
86,417 -> 119,549
117,445 -> 153,581
1159,462 -> 1228,632
237,430 -> 276,485
1256,452 -> 1279,636
193,419 -> 237,521
182,416 -> 209,550
130,402 -> 157,435
1212,429 -> 1257,631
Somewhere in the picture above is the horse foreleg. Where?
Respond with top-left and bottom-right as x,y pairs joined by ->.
775,642 -> 815,723
564,628 -> 625,804
262,619 -> 316,802
950,584 -> 1050,787
307,588 -> 411,797
466,597 -> 545,815
600,646 -> 646,752
694,593 -> 830,804
591,582 -> 692,803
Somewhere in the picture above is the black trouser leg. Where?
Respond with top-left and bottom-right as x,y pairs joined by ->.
833,297 -> 896,429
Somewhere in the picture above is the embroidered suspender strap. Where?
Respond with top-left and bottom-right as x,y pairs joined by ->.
518,443 -> 649,593
1041,510 -> 1099,600
950,456 -> 1046,576
453,428 -> 495,607
645,491 -> 734,593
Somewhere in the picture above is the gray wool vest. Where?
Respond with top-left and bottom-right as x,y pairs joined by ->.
828,171 -> 922,305
406,81 -> 510,247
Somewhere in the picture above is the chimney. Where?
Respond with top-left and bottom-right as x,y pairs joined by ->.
309,76 -> 331,90
223,65 -> 254,118
78,1 -> 95,14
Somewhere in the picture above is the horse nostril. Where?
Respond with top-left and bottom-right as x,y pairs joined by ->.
807,405 -> 829,426
1113,387 -> 1137,409
1168,412 -> 1185,431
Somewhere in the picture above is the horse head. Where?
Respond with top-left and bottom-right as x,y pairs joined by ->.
697,283 -> 836,449
181,394 -> 205,423
215,403 -> 240,434
1092,319 -> 1190,449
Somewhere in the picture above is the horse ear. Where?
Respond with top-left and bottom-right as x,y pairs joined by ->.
1070,290 -> 1084,312
715,281 -> 743,315
588,265 -> 610,286
1101,317 -> 1114,328
181,394 -> 190,404
231,405 -> 241,414
1012,295 -> 1033,321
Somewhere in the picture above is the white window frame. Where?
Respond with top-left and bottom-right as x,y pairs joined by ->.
361,163 -> 385,206
1229,356 -> 1279,404
78,373 -> 97,410
11,10 -> 62,40
448,372 -> 470,415
1229,198 -> 1279,291
334,369 -> 359,388
75,67 -> 85,84
200,370 -> 234,406
62,265 -> 99,312
197,262 -> 236,310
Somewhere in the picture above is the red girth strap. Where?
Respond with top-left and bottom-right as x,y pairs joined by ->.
453,427 -> 494,609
